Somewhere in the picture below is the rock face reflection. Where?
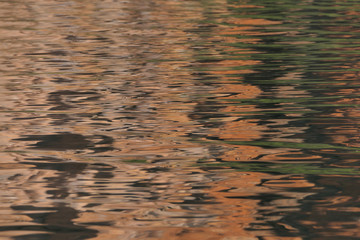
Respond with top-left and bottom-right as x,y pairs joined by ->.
0,0 -> 359,239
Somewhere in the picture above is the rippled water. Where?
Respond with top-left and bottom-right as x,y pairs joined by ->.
0,0 -> 360,239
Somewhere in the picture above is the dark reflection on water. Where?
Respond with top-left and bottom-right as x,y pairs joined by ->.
0,0 -> 360,239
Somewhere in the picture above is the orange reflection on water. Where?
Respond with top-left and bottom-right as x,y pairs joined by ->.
0,0 -> 360,239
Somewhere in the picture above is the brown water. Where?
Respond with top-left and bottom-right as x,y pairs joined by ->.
0,0 -> 360,239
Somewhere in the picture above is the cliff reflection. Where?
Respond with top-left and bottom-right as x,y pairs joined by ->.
0,0 -> 359,239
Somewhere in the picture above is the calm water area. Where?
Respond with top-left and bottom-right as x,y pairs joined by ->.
0,0 -> 359,239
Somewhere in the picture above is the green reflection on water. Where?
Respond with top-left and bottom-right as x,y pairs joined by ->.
199,161 -> 360,175
224,140 -> 360,151
123,159 -> 148,164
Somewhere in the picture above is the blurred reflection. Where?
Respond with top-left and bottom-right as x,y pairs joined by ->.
0,0 -> 359,239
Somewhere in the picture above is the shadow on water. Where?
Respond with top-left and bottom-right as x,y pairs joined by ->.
2,157 -> 98,240
0,0 -> 360,239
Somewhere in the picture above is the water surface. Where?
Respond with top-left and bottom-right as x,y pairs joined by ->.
0,0 -> 360,239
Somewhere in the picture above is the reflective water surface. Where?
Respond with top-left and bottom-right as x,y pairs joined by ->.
0,0 -> 360,239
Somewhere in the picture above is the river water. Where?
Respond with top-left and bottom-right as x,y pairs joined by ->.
0,0 -> 359,239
